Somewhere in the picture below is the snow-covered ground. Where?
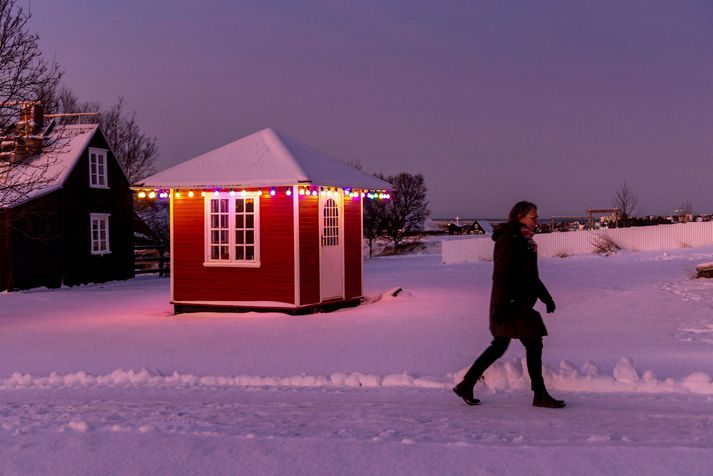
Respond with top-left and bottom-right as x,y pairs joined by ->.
2,245 -> 713,475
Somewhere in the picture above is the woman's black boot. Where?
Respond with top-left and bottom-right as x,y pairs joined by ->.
533,388 -> 566,408
452,380 -> 481,406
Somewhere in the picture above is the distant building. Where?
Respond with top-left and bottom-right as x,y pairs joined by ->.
0,104 -> 134,291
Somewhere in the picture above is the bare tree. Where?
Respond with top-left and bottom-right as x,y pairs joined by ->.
0,0 -> 63,209
99,97 -> 157,182
676,200 -> 693,223
42,85 -> 99,120
45,88 -> 157,183
363,183 -> 387,258
0,0 -> 61,131
381,172 -> 430,249
613,182 -> 639,227
136,200 -> 169,246
341,158 -> 363,171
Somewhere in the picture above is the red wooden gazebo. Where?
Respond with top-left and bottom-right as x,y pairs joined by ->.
137,128 -> 391,314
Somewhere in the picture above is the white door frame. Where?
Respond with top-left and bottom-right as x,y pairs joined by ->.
319,190 -> 344,301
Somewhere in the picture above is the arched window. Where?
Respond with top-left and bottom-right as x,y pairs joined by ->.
321,198 -> 339,246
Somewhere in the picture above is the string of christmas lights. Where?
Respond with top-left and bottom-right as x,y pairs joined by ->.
134,186 -> 391,201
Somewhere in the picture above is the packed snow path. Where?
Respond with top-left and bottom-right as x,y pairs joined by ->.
2,386 -> 713,475
3,245 -> 713,474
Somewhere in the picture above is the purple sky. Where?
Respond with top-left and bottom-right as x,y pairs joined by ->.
30,0 -> 713,218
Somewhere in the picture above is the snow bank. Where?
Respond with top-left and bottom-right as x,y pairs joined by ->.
2,357 -> 712,395
474,356 -> 713,395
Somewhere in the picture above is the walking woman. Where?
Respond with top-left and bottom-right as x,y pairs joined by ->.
453,201 -> 566,408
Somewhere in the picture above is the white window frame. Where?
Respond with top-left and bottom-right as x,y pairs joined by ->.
203,192 -> 261,268
90,213 -> 111,255
89,147 -> 109,189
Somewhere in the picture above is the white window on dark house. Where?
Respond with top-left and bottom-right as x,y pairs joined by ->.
89,148 -> 109,188
90,213 -> 111,255
204,193 -> 260,267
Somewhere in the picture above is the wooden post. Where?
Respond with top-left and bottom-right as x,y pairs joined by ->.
159,247 -> 166,277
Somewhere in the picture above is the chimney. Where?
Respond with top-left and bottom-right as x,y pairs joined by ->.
16,102 -> 44,158
18,102 -> 44,136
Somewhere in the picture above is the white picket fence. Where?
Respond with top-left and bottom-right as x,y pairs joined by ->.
442,222 -> 713,263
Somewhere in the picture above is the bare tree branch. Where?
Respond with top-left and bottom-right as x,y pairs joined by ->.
613,181 -> 639,227
0,0 -> 63,209
364,172 -> 430,250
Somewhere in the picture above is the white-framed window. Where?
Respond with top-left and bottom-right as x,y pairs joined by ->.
89,147 -> 109,188
90,213 -> 111,255
204,193 -> 260,267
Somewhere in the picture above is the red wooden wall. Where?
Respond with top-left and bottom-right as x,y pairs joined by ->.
298,195 -> 320,305
343,195 -> 363,299
172,192 -> 295,304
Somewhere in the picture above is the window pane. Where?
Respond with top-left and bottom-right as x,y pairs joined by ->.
206,195 -> 260,263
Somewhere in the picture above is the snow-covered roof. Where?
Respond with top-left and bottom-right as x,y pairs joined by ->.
476,219 -> 494,235
138,128 -> 392,191
2,124 -> 100,208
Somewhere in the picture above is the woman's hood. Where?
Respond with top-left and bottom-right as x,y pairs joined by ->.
491,221 -> 523,242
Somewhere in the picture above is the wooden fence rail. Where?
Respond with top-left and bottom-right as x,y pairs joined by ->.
134,245 -> 170,276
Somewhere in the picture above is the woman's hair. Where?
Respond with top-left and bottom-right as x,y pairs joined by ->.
508,201 -> 537,223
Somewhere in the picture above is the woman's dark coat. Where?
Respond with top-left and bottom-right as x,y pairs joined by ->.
489,222 -> 553,338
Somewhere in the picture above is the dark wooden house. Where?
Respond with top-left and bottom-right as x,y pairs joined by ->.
137,128 -> 391,314
0,107 -> 134,291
